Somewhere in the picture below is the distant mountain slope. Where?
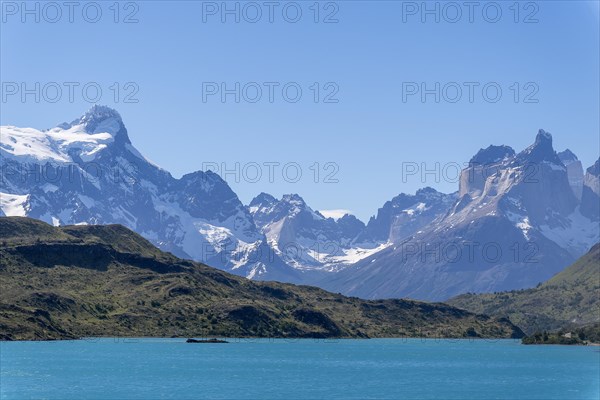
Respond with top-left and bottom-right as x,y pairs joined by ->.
448,243 -> 600,334
581,159 -> 600,221
0,217 -> 523,340
248,193 -> 387,272
321,131 -> 599,301
358,187 -> 457,243
248,188 -> 456,277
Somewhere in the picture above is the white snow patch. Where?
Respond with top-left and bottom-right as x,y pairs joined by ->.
247,262 -> 267,279
540,208 -> 600,257
516,217 -> 533,240
0,192 -> 29,216
319,209 -> 352,220
42,184 -> 59,193
1,123 -> 114,164
324,243 -> 390,267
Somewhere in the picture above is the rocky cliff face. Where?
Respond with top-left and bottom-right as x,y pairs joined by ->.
558,149 -> 584,200
581,159 -> 600,221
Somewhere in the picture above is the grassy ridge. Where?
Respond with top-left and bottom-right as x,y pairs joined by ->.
0,217 -> 523,341
448,243 -> 600,335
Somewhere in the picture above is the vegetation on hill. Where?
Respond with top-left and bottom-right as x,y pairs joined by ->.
448,243 -> 600,335
522,323 -> 600,345
0,217 -> 524,341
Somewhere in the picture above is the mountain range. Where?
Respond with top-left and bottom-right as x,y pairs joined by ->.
0,106 -> 298,283
1,106 -> 598,301
320,132 -> 599,300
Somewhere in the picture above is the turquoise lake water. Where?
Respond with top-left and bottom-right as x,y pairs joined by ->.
1,338 -> 599,399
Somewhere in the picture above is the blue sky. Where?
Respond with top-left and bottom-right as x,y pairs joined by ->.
1,1 -> 599,221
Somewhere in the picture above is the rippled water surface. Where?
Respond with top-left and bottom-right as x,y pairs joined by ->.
1,338 -> 599,399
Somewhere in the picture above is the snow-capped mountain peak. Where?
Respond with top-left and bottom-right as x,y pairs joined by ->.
78,105 -> 123,131
0,105 -> 135,166
76,105 -> 131,145
0,108 -> 296,282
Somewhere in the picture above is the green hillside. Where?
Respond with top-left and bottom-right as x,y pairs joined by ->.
449,243 -> 600,334
0,217 -> 523,341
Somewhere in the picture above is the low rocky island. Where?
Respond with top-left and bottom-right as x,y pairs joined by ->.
186,338 -> 228,343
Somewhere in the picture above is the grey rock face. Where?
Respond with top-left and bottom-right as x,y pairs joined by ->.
558,149 -> 584,200
581,158 -> 600,221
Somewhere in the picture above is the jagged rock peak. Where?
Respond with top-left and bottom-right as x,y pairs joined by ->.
587,158 -> 600,177
516,129 -> 561,164
66,105 -> 129,144
558,149 -> 578,163
249,192 -> 278,207
469,145 -> 516,165
281,193 -> 306,206
79,105 -> 123,125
